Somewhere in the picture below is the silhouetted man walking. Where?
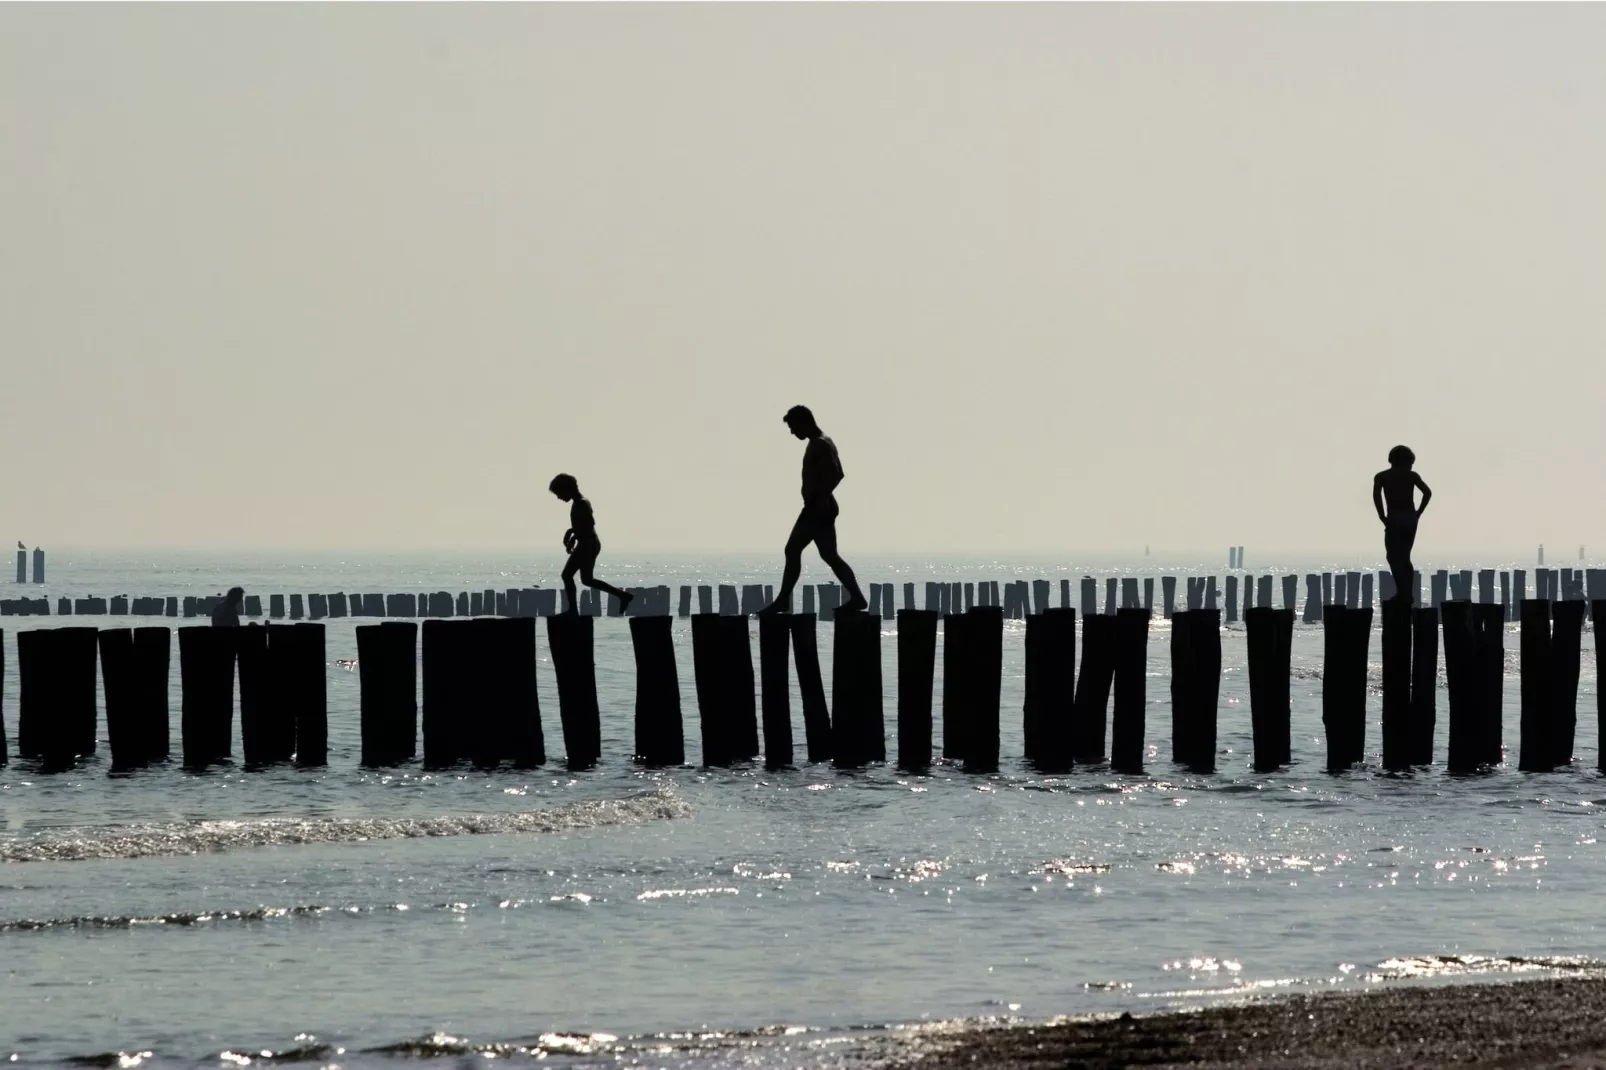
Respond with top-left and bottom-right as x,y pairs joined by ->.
1374,445 -> 1432,603
211,587 -> 245,627
761,405 -> 868,615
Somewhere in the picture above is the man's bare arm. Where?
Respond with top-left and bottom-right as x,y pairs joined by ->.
1415,474 -> 1432,516
1372,474 -> 1388,525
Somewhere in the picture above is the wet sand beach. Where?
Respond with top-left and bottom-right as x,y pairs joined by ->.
886,979 -> 1606,1070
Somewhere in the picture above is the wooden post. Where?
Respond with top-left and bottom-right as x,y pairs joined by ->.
941,611 -> 969,763
133,626 -> 170,761
758,613 -> 793,769
1073,613 -> 1115,763
897,609 -> 938,772
1024,607 -> 1075,772
357,622 -> 418,766
421,620 -> 467,767
1225,575 -> 1239,624
1245,607 -> 1289,772
1441,601 -> 1479,773
789,613 -> 831,762
1409,608 -> 1437,764
269,623 -> 326,767
1518,599 -> 1552,772
548,613 -> 601,769
98,628 -> 141,770
1322,607 -> 1369,771
1380,599 -> 1412,771
179,626 -> 235,769
1175,609 -> 1222,771
959,606 -> 1003,773
831,610 -> 883,768
1551,599 -> 1585,766
1161,576 -> 1176,619
238,624 -> 278,766
1474,603 -> 1505,768
1110,607 -> 1150,773
629,615 -> 683,766
1595,600 -> 1606,772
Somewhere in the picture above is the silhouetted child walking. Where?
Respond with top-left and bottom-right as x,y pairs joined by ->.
760,405 -> 868,615
549,474 -> 632,615
1373,445 -> 1432,604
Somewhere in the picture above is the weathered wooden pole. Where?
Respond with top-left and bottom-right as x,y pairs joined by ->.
831,609 -> 884,768
275,622 -> 327,767
1245,607 -> 1289,772
960,606 -> 1003,773
788,613 -> 831,762
1322,606 -> 1369,771
1176,609 -> 1223,771
1409,607 -> 1437,764
1073,612 -> 1115,763
422,619 -> 468,767
896,609 -> 939,772
179,626 -> 235,768
1551,599 -> 1585,766
1518,599 -> 1552,772
1474,603 -> 1505,768
548,614 -> 601,769
1441,601 -> 1480,773
758,612 -> 793,769
98,628 -> 140,770
1380,598 -> 1413,771
629,615 -> 683,766
942,611 -> 970,763
133,626 -> 170,761
1024,607 -> 1076,772
357,621 -> 418,766
237,624 -> 277,766
1110,607 -> 1150,774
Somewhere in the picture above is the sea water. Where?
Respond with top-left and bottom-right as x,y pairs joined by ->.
1,551 -> 1602,1068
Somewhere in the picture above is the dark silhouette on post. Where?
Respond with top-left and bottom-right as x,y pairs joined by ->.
211,587 -> 245,627
1244,607 -> 1289,772
1024,607 -> 1076,772
760,405 -> 867,615
1374,445 -> 1432,604
548,613 -> 601,769
1551,599 -> 1585,766
549,473 -> 633,618
896,609 -> 939,772
1518,600 -> 1553,772
1073,613 -> 1116,763
630,615 -> 684,765
830,609 -> 884,768
1110,607 -> 1150,773
179,626 -> 236,768
758,613 -> 793,769
788,613 -> 832,761
357,622 -> 418,766
1380,599 -> 1413,771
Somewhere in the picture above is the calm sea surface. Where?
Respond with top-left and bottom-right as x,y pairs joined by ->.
1,551 -> 1603,1068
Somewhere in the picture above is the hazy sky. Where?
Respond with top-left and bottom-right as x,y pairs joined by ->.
4,4 -> 1604,556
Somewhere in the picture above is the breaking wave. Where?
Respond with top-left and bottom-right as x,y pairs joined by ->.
0,789 -> 689,863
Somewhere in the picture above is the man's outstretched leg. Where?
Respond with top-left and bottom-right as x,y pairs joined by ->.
760,523 -> 809,615
815,521 -> 867,613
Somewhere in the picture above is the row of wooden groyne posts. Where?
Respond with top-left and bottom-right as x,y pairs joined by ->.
2,585 -> 1604,778
4,565 -> 1606,622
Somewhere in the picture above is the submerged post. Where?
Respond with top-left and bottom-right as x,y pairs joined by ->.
1441,601 -> 1479,773
357,621 -> 418,766
1474,603 -> 1504,768
548,613 -> 601,769
1322,606 -> 1370,772
1110,607 -> 1150,774
958,606 -> 1003,773
132,625 -> 171,762
99,629 -> 141,770
942,611 -> 970,763
789,613 -> 831,762
237,624 -> 279,765
896,609 -> 939,772
1161,576 -> 1176,619
629,615 -> 683,765
1175,608 -> 1223,772
1023,607 -> 1076,772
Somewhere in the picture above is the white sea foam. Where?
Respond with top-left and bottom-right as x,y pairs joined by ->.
0,789 -> 689,863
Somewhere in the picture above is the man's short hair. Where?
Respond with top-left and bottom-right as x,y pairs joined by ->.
1388,445 -> 1415,466
549,473 -> 578,494
784,405 -> 816,428
227,586 -> 245,600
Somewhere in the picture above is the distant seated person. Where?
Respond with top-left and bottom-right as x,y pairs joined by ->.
211,587 -> 245,627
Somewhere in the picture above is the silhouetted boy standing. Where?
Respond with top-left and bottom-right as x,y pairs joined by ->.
760,405 -> 868,615
549,474 -> 632,615
1374,445 -> 1432,604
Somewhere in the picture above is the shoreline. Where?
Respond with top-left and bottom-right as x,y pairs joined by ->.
881,976 -> 1606,1069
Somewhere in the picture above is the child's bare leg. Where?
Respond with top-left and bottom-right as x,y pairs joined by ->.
561,558 -> 581,615
581,569 -> 633,611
